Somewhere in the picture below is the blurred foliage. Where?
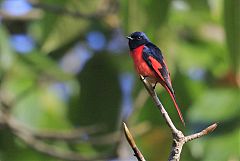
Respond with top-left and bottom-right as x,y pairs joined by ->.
0,0 -> 239,161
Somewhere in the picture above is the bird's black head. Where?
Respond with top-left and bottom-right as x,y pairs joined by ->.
126,31 -> 150,50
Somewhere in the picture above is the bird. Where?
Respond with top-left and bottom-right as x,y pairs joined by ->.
126,31 -> 185,126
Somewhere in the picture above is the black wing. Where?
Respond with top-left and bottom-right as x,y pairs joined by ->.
142,42 -> 175,94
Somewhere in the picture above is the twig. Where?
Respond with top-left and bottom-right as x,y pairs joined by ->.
140,75 -> 179,134
168,123 -> 217,161
184,123 -> 218,142
0,109 -> 111,161
13,130 -> 100,161
0,106 -> 149,144
123,122 -> 146,161
0,98 -> 97,139
123,75 -> 218,161
0,10 -> 41,20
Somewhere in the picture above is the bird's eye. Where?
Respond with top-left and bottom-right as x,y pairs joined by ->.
137,36 -> 142,40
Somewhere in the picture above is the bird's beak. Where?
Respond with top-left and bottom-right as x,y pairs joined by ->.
126,36 -> 133,40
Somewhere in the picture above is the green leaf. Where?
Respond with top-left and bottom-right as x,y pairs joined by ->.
185,0 -> 210,10
224,0 -> 240,75
68,53 -> 121,133
12,85 -> 71,129
120,0 -> 171,36
188,88 -> 240,122
36,0 -> 98,54
189,129 -> 239,161
20,53 -> 72,81
68,53 -> 121,152
31,0 -> 68,44
0,25 -> 15,70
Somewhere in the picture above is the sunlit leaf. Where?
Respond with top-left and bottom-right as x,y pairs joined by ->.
12,85 -> 71,129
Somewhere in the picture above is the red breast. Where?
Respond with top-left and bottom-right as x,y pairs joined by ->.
130,45 -> 157,80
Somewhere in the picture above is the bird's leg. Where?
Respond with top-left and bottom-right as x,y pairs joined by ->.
141,76 -> 157,90
152,82 -> 157,90
140,76 -> 148,82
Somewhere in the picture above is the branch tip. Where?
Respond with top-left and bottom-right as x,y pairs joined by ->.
123,122 -> 146,161
205,123 -> 218,133
123,122 -> 136,148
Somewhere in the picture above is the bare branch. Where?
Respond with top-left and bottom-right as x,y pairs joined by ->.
140,75 -> 179,134
0,10 -> 41,20
184,123 -> 218,142
126,75 -> 218,161
123,122 -> 146,161
0,109 -> 111,161
17,122 -> 98,142
13,130 -> 100,161
0,108 -> 149,144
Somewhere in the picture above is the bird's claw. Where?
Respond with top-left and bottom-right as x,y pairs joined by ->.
152,83 -> 157,90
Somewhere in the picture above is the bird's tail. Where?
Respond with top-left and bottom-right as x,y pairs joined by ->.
164,85 -> 185,126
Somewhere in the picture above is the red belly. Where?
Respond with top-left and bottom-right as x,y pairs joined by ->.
130,45 -> 157,79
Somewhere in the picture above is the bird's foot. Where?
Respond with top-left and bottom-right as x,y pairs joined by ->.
140,76 -> 148,81
152,82 -> 157,90
141,76 -> 157,90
